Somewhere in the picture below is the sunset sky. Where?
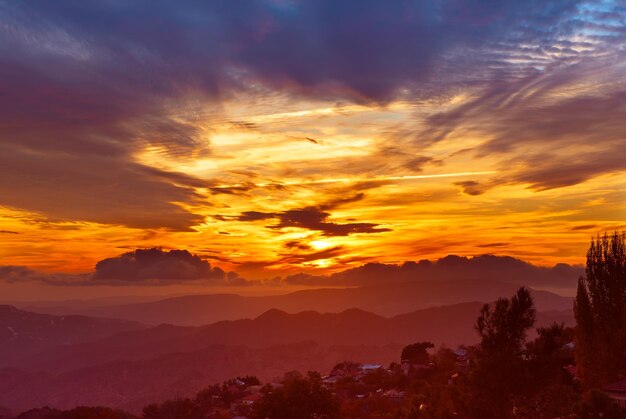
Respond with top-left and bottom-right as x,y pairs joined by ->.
1,0 -> 625,299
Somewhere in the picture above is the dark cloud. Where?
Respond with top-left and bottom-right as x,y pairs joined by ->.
271,207 -> 391,236
455,180 -> 486,196
229,121 -> 260,130
278,246 -> 345,264
0,266 -> 88,285
1,252 -> 584,291
0,0 -> 619,229
403,156 -> 441,172
0,145 -> 206,231
421,56 -> 626,190
318,193 -> 366,210
93,248 -> 230,282
476,242 -> 510,248
284,241 -> 313,251
236,211 -> 277,222
570,224 -> 597,231
0,0 -> 587,103
283,254 -> 584,290
206,178 -> 291,197
0,266 -> 49,283
208,185 -> 256,196
0,248 -> 247,285
509,150 -> 626,191
233,200 -> 391,237
0,24 -> 208,230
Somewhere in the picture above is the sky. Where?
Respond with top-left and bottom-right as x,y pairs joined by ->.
0,0 -> 625,299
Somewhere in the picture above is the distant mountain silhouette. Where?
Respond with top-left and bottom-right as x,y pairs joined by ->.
22,279 -> 573,326
0,341 -> 400,414
0,302 -> 573,413
9,302 -> 573,374
0,305 -> 144,367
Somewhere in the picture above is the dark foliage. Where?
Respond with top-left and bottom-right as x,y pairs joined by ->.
251,372 -> 340,419
401,342 -> 434,364
575,231 -> 626,387
16,406 -> 137,419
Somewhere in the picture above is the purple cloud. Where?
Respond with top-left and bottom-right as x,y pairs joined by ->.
93,248 -> 229,282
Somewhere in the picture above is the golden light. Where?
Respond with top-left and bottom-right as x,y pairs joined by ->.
310,240 -> 333,250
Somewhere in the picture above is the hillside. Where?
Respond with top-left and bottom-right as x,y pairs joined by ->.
8,302 -> 573,374
0,299 -> 575,414
0,302 -> 574,413
21,279 -> 573,326
0,305 -> 144,367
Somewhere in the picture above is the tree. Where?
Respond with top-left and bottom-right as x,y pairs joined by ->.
17,407 -> 137,419
142,399 -> 202,419
575,390 -> 624,419
457,287 -> 536,419
575,231 -> 626,387
523,323 -> 577,417
251,371 -> 339,419
235,375 -> 261,387
475,287 -> 536,357
401,342 -> 434,364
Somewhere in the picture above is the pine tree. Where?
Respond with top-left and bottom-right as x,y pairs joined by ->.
575,231 -> 626,387
457,287 -> 536,418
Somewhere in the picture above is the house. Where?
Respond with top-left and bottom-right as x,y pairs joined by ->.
241,393 -> 262,406
361,364 -> 382,371
563,341 -> 575,351
384,389 -> 406,399
322,375 -> 340,386
452,348 -> 467,358
453,347 -> 471,369
246,385 -> 263,394
604,379 -> 626,407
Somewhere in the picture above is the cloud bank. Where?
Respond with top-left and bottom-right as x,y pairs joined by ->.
284,254 -> 584,290
0,250 -> 582,291
93,248 -> 233,282
0,249 -> 243,286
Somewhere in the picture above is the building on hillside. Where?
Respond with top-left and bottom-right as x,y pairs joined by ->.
604,379 -> 626,408
384,389 -> 406,399
241,393 -> 262,406
361,364 -> 382,371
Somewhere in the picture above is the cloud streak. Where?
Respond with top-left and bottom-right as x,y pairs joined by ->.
234,206 -> 391,237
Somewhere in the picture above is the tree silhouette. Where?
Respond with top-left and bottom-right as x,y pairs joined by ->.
401,341 -> 434,364
142,399 -> 202,419
575,231 -> 626,387
476,286 -> 536,356
252,371 -> 339,419
458,287 -> 536,418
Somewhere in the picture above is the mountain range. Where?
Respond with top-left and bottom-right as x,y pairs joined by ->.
0,300 -> 573,413
20,279 -> 573,326
0,305 -> 143,367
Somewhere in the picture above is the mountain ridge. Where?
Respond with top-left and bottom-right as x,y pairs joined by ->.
18,279 -> 573,326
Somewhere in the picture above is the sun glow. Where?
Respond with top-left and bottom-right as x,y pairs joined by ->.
310,240 -> 332,250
